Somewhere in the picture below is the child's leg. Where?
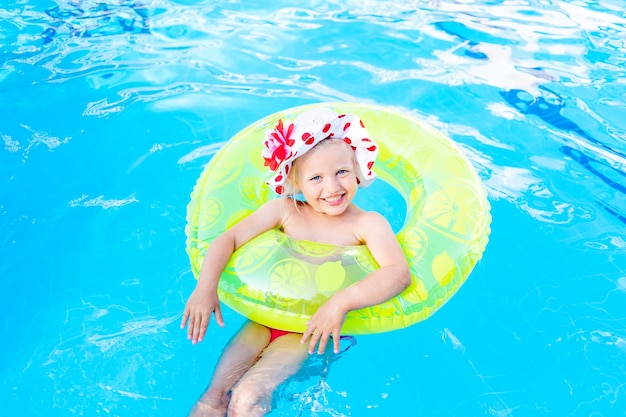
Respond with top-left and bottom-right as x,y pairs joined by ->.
189,321 -> 272,417
227,333 -> 309,417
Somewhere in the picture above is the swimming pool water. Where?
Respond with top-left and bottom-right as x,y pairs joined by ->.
1,1 -> 625,416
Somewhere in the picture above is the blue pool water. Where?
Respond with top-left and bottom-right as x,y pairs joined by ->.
2,1 -> 626,416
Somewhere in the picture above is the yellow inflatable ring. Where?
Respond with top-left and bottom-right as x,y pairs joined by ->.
186,102 -> 491,335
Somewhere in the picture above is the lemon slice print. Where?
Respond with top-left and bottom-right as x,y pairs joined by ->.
197,197 -> 223,232
420,184 -> 483,242
352,248 -> 378,273
205,155 -> 243,192
227,232 -> 280,276
398,228 -> 428,264
268,258 -> 311,305
292,239 -> 339,258
239,175 -> 270,208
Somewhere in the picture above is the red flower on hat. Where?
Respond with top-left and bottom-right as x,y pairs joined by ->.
262,119 -> 295,171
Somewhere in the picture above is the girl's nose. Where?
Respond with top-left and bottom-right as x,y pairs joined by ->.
326,176 -> 341,193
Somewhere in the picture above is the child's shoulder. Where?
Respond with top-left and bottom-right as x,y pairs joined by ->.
356,209 -> 388,225
353,209 -> 395,241
263,196 -> 304,220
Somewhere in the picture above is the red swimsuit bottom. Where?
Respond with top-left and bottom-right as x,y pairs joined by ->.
268,327 -> 293,343
267,328 -> 358,353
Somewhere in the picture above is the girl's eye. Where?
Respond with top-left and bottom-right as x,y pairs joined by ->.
310,175 -> 321,181
337,169 -> 347,175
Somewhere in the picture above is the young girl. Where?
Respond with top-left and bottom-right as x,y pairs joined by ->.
181,107 -> 411,417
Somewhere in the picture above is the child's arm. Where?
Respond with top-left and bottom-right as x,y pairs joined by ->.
181,198 -> 284,344
301,211 -> 411,354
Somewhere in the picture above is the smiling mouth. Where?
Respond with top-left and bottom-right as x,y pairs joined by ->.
323,194 -> 344,205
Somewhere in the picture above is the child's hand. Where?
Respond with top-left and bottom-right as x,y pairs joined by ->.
301,297 -> 347,354
181,285 -> 224,344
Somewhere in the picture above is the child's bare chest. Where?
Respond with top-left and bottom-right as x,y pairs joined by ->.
283,212 -> 361,246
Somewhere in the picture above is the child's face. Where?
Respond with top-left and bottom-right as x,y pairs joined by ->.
294,141 -> 358,216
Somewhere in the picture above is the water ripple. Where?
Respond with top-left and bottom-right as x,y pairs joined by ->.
3,1 -> 626,416
3,1 -> 625,233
